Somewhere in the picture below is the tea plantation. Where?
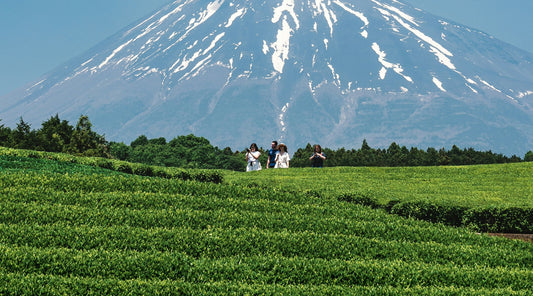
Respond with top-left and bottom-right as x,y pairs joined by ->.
0,148 -> 531,295
225,163 -> 533,233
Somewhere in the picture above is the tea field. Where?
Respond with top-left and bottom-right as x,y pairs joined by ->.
225,164 -> 533,233
224,164 -> 533,208
0,149 -> 532,295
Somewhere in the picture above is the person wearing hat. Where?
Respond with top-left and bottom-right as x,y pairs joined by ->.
274,143 -> 290,168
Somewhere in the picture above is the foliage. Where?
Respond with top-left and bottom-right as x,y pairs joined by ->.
0,154 -> 531,294
38,114 -> 73,152
291,142 -> 524,168
525,151 -> 533,162
67,115 -> 108,157
0,147 -> 223,184
0,115 -> 530,170
12,117 -> 37,150
112,134 -> 246,171
0,114 -> 107,158
224,163 -> 533,233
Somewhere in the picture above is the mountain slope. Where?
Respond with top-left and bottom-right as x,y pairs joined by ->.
1,0 -> 533,154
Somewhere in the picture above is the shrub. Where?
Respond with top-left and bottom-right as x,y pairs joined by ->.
463,207 -> 533,233
114,163 -> 133,174
96,159 -> 114,170
338,192 -> 379,209
390,201 -> 466,227
132,165 -> 154,177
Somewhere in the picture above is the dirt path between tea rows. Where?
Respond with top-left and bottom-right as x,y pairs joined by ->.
488,233 -> 533,244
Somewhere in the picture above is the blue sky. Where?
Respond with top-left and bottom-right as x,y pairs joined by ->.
1,0 -> 532,96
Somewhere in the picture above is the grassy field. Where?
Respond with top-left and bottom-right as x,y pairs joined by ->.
0,150 -> 532,294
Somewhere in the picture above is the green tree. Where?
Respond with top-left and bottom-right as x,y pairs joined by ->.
386,142 -> 408,166
525,151 -> 533,162
38,114 -> 73,152
109,142 -> 131,160
291,143 -> 314,167
68,115 -> 107,157
424,147 -> 439,166
13,117 -> 37,150
170,134 -> 211,148
0,119 -> 13,147
130,135 -> 149,148
438,148 -> 450,165
359,139 -> 376,166
148,137 -> 167,146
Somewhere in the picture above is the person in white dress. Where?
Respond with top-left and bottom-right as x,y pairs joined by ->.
274,143 -> 290,168
245,143 -> 262,172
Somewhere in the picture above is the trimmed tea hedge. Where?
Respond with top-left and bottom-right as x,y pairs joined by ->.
0,147 -> 223,183
338,194 -> 533,233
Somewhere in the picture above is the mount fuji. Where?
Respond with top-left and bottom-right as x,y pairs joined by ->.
1,0 -> 533,155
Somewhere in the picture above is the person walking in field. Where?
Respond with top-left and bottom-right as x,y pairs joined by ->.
266,140 -> 278,169
245,143 -> 262,172
310,144 -> 326,167
274,143 -> 290,168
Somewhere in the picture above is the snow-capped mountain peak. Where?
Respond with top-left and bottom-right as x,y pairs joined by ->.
1,0 -> 533,155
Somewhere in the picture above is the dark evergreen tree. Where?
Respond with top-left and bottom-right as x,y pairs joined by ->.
13,117 -> 36,150
0,119 -> 13,147
425,147 -> 439,166
68,115 -> 108,157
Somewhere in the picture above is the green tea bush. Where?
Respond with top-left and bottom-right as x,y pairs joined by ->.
463,207 -> 533,233
389,201 -> 466,227
114,162 -> 133,174
337,192 -> 380,208
96,158 -> 114,170
383,201 -> 533,233
131,164 -> 154,177
0,147 -> 223,184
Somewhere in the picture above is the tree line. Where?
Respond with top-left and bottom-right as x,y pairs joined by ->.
290,141 -> 531,167
0,115 -> 107,157
1,114 -> 532,171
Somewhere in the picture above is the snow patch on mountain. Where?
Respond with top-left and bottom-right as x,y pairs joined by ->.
432,77 -> 446,92
371,42 -> 412,82
271,0 -> 300,74
333,0 -> 369,38
225,8 -> 246,27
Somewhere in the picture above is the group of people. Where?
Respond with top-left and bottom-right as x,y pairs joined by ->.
245,141 -> 326,172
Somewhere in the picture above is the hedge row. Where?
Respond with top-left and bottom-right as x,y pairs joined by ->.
338,192 -> 533,233
1,245 -> 531,289
1,223 -> 530,268
1,273 -> 530,295
0,147 -> 223,183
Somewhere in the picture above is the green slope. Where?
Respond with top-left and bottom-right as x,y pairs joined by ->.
0,152 -> 531,295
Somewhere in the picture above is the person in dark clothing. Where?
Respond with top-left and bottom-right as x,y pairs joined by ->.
310,144 -> 326,167
266,140 -> 278,169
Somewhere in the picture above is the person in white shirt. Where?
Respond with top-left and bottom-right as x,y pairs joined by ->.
245,143 -> 262,171
274,143 -> 290,168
